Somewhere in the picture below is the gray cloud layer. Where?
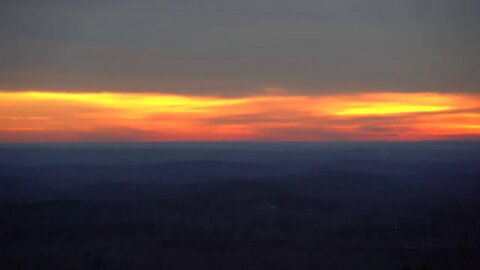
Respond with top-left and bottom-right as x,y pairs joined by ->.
1,0 -> 479,95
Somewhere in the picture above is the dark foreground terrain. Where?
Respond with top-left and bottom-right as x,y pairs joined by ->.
1,142 -> 480,270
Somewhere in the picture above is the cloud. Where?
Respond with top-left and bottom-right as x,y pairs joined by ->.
0,0 -> 479,95
0,91 -> 479,142
0,127 -> 161,143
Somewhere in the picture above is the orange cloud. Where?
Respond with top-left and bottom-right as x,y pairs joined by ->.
0,91 -> 479,142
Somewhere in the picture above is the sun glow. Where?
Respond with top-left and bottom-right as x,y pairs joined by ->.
0,91 -> 479,142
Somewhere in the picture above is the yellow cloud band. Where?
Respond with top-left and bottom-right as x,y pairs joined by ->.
0,91 -> 478,142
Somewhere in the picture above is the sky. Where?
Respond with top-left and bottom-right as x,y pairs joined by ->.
0,0 -> 479,142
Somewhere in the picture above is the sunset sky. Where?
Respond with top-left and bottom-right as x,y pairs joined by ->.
1,0 -> 479,142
